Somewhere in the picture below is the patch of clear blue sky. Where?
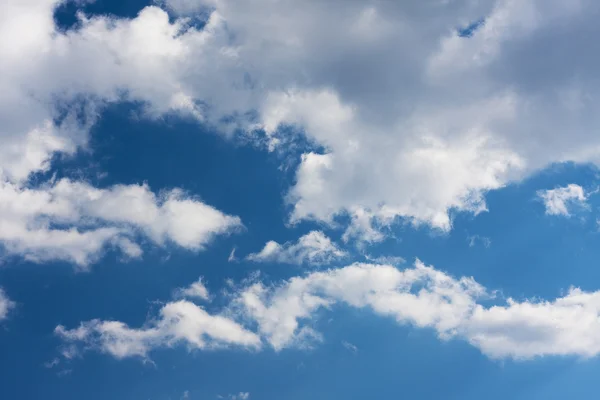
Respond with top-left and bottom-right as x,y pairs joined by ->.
2,1 -> 600,399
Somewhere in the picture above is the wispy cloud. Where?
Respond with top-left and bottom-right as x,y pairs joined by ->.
467,235 -> 491,248
342,341 -> 358,354
228,247 -> 237,262
218,392 -> 250,400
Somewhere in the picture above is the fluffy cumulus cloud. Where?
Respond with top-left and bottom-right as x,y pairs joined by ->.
537,184 -> 588,216
55,300 -> 261,359
58,260 -> 600,360
0,288 -> 14,321
161,0 -> 600,239
174,278 -> 211,301
3,0 -> 600,246
247,231 -> 347,266
0,179 -> 241,267
237,261 -> 486,351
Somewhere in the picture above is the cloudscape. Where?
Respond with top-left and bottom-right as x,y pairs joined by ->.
2,1 -> 600,399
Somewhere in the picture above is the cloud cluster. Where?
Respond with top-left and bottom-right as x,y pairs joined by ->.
247,231 -> 346,266
55,300 -> 261,359
1,0 -> 250,265
4,0 -> 600,248
160,0 -> 600,239
0,179 -> 241,267
538,184 -> 588,216
58,260 -> 600,360
238,261 -> 600,359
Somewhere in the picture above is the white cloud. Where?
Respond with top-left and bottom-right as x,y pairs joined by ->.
538,184 -> 587,216
0,288 -> 14,321
237,260 -> 484,350
59,259 -> 600,360
174,278 -> 210,301
0,179 -> 242,268
173,0 -> 599,240
236,260 -> 600,359
55,300 -> 261,359
247,231 -> 347,266
466,288 -> 600,359
182,0 -> 600,239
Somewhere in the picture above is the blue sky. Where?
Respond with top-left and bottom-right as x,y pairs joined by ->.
3,0 -> 600,399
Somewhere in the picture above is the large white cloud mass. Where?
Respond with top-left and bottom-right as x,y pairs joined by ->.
164,0 -> 600,240
3,0 -> 600,250
58,260 -> 600,360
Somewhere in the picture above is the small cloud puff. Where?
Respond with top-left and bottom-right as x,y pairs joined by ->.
174,278 -> 211,301
247,231 -> 347,266
537,184 -> 588,216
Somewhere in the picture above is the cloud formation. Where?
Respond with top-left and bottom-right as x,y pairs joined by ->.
58,260 -> 600,360
247,231 -> 346,266
4,0 -> 600,247
160,0 -> 600,239
238,261 -> 600,359
174,278 -> 211,301
538,184 -> 588,216
0,179 -> 242,267
55,300 -> 261,359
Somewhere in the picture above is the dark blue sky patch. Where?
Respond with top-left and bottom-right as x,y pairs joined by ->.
458,18 -> 486,38
53,0 -> 152,32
